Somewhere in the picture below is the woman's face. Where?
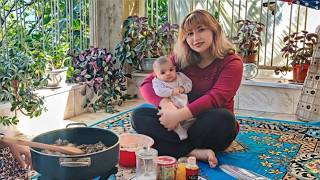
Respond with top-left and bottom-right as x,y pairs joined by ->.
185,25 -> 213,55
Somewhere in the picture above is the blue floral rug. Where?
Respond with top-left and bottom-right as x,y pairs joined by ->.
90,104 -> 320,180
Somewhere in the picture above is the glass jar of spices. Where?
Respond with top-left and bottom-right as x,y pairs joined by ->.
157,156 -> 177,180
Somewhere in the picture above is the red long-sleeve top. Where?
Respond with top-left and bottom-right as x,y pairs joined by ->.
140,54 -> 243,116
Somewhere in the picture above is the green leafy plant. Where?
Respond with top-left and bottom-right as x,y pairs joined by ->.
1,0 -> 89,54
0,49 -> 47,126
30,42 -> 71,70
274,31 -> 318,75
27,42 -> 71,88
136,22 -> 179,59
1,0 -> 88,84
115,16 -> 149,70
233,20 -> 264,58
281,30 -> 318,66
71,47 -> 130,113
115,16 -> 178,70
44,42 -> 72,70
147,0 -> 168,26
274,66 -> 292,76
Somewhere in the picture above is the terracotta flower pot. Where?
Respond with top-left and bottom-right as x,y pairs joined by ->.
242,53 -> 257,64
293,64 -> 309,83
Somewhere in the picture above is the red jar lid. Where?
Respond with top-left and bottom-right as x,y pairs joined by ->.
157,156 -> 176,166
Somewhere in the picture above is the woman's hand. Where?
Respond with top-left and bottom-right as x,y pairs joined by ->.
158,98 -> 180,130
8,143 -> 32,169
158,100 -> 194,130
159,98 -> 178,111
158,108 -> 183,130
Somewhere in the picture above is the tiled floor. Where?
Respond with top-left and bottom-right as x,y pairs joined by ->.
67,98 -> 300,125
11,98 -> 299,139
66,98 -> 146,125
235,109 -> 299,121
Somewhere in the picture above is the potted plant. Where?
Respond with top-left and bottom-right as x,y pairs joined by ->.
44,42 -> 71,88
274,66 -> 292,76
115,16 -> 149,71
71,47 -> 130,113
115,16 -> 179,72
233,20 -> 264,63
0,49 -> 47,126
279,30 -> 318,83
30,42 -> 71,88
136,22 -> 179,72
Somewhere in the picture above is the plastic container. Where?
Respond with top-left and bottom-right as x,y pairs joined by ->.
157,156 -> 177,180
119,133 -> 154,167
136,147 -> 158,180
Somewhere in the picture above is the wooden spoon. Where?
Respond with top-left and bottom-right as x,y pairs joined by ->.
0,136 -> 84,155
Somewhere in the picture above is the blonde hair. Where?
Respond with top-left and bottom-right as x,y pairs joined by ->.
174,9 -> 235,68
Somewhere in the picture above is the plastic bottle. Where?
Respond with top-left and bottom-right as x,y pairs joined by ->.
185,156 -> 199,180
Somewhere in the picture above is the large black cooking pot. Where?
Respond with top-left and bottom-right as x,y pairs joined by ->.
30,123 -> 119,179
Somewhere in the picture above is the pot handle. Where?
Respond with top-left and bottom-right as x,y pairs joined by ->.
66,123 -> 87,128
59,157 -> 91,167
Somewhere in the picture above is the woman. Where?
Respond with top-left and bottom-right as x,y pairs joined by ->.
131,9 -> 243,167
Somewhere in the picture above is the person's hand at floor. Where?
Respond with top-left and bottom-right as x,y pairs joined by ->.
8,143 -> 32,169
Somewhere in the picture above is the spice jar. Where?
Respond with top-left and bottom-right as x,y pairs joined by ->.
186,156 -> 199,180
176,157 -> 188,180
157,156 -> 177,180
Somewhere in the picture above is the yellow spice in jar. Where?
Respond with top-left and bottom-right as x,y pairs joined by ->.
176,162 -> 187,180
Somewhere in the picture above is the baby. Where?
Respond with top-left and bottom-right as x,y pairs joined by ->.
152,56 -> 193,140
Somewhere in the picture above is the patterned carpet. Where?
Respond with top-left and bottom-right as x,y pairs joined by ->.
90,104 -> 320,180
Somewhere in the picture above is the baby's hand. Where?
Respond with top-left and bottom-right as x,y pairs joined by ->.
172,87 -> 185,95
172,88 -> 181,96
178,86 -> 185,94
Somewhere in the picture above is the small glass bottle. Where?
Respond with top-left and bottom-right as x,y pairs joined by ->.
185,156 -> 199,180
176,157 -> 187,180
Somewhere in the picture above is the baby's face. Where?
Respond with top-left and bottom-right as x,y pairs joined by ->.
154,61 -> 177,82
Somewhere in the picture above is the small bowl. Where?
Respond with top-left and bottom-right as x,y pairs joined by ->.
119,133 -> 154,167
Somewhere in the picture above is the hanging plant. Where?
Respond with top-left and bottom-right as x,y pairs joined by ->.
0,49 -> 47,126
71,47 -> 130,113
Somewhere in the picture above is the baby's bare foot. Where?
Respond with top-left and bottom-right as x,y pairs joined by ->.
188,149 -> 218,168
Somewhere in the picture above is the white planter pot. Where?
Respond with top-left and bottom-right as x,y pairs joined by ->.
141,57 -> 157,72
46,67 -> 68,88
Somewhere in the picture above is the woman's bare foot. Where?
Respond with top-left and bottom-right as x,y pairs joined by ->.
188,149 -> 218,168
